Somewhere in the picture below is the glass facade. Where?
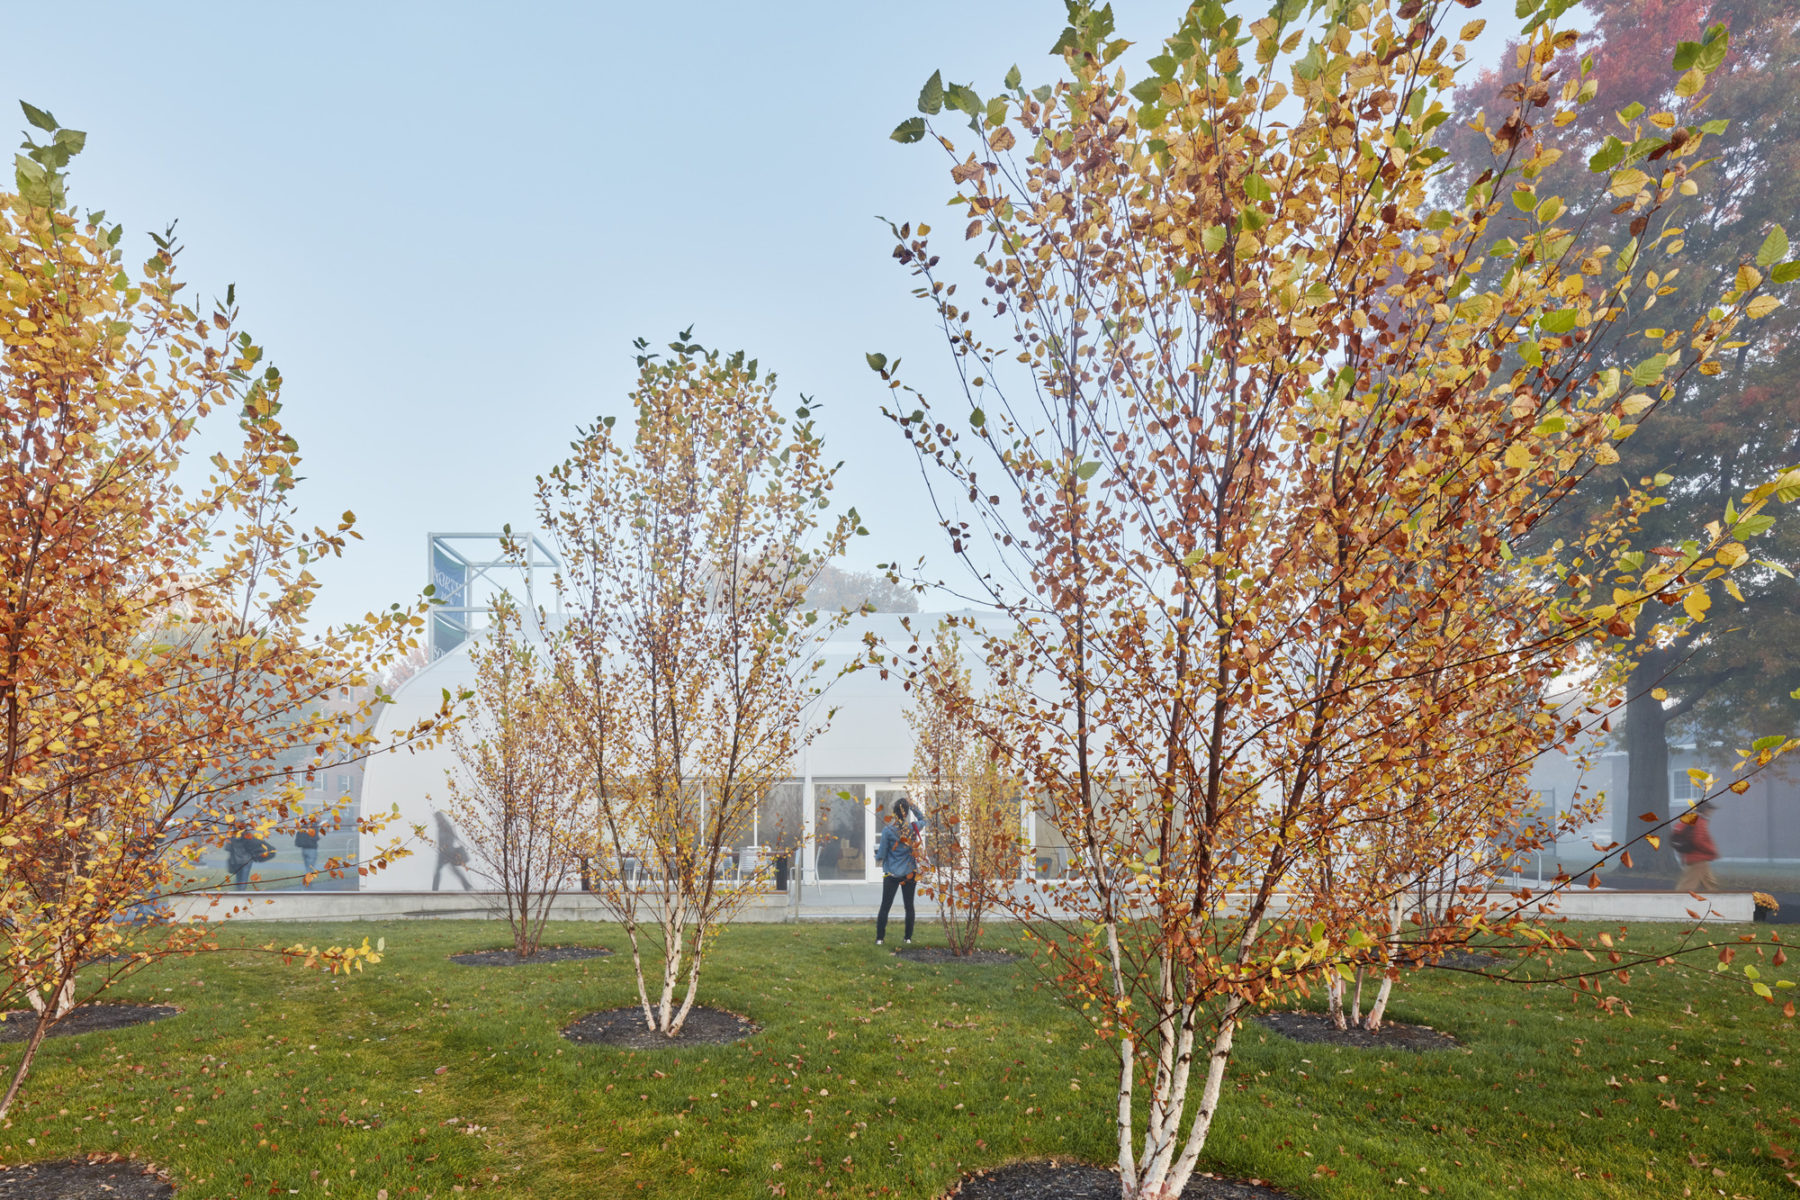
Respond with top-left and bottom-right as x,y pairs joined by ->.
814,782 -> 869,880
1031,805 -> 1074,878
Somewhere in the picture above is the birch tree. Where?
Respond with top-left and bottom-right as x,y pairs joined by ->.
0,106 -> 446,1120
877,2 -> 1795,1195
542,332 -> 857,1036
905,620 -> 1025,955
442,595 -> 585,957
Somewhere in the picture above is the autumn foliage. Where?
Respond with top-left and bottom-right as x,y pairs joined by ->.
904,621 -> 1026,955
0,107 -> 446,1119
540,333 -> 857,1036
442,595 -> 585,957
879,0 -> 1796,1194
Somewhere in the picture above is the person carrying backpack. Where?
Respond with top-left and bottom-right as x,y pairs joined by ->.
224,831 -> 276,891
294,813 -> 325,875
874,797 -> 924,946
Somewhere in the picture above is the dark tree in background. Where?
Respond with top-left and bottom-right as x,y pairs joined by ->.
804,563 -> 920,613
1447,1 -> 1800,870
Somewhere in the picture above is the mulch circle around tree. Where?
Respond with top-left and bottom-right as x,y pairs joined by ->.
949,1160 -> 1298,1199
0,1157 -> 175,1199
561,1005 -> 759,1050
1429,951 -> 1504,971
1254,1010 -> 1460,1052
892,946 -> 1020,965
0,1005 -> 179,1043
448,945 -> 613,967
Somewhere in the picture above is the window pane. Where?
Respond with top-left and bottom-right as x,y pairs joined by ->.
1032,805 -> 1072,878
815,783 -> 867,880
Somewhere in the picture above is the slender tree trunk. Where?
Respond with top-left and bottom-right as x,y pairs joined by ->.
1624,659 -> 1677,876
1326,971 -> 1347,1030
1350,966 -> 1364,1026
668,925 -> 706,1036
0,1009 -> 53,1122
657,906 -> 685,1034
1160,997 -> 1245,1199
1364,973 -> 1395,1033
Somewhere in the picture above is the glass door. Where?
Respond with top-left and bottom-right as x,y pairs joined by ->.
814,783 -> 868,880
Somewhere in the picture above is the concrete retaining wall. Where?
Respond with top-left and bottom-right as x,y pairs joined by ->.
169,886 -> 1756,925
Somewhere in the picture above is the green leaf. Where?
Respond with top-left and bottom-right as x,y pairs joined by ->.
1698,27 -> 1729,73
19,101 -> 56,132
1772,262 -> 1800,284
969,408 -> 985,428
1672,40 -> 1701,70
1004,64 -> 1021,90
1588,136 -> 1627,173
865,352 -> 888,372
1130,77 -> 1164,105
1756,224 -> 1789,268
1425,210 -> 1452,231
1075,461 -> 1101,480
1699,118 -> 1730,136
1244,173 -> 1273,203
1201,224 -> 1226,253
945,83 -> 981,116
918,70 -> 944,115
1540,309 -> 1578,334
1631,354 -> 1670,386
1617,101 -> 1645,122
890,118 -> 926,144
1735,514 -> 1775,537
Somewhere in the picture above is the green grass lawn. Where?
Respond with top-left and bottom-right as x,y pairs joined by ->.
1,919 -> 1793,1199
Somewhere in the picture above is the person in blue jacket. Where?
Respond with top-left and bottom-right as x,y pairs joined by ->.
874,797 -> 923,945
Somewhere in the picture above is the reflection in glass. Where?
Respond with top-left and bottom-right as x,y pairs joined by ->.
814,783 -> 868,880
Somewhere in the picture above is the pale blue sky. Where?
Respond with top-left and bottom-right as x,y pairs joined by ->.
7,2 -> 1527,626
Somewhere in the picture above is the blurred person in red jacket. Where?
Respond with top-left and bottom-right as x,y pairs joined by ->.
1671,803 -> 1719,894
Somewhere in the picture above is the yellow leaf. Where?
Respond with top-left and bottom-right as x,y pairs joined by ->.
1746,294 -> 1781,319
1593,445 -> 1620,466
1620,393 -> 1653,416
1724,577 -> 1745,602
1651,687 -> 1669,701
1736,264 -> 1763,293
1504,442 -> 1533,471
1682,589 -> 1710,622
1609,168 -> 1649,197
1715,542 -> 1748,568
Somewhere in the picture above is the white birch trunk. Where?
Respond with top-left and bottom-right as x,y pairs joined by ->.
1326,971 -> 1346,1030
1364,972 -> 1395,1032
1157,997 -> 1245,1199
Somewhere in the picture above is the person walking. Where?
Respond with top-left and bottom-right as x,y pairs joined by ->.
294,813 -> 325,875
1672,804 -> 1720,893
224,831 -> 273,892
874,797 -> 923,946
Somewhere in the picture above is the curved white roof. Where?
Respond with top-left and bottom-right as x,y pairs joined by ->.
357,609 -> 1004,890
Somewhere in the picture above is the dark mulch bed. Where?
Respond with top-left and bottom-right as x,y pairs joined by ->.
1428,951 -> 1504,970
449,945 -> 613,967
893,946 -> 1020,965
1254,1010 -> 1459,1051
950,1160 -> 1296,1198
0,1005 -> 179,1043
0,1158 -> 175,1199
562,1005 -> 758,1050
